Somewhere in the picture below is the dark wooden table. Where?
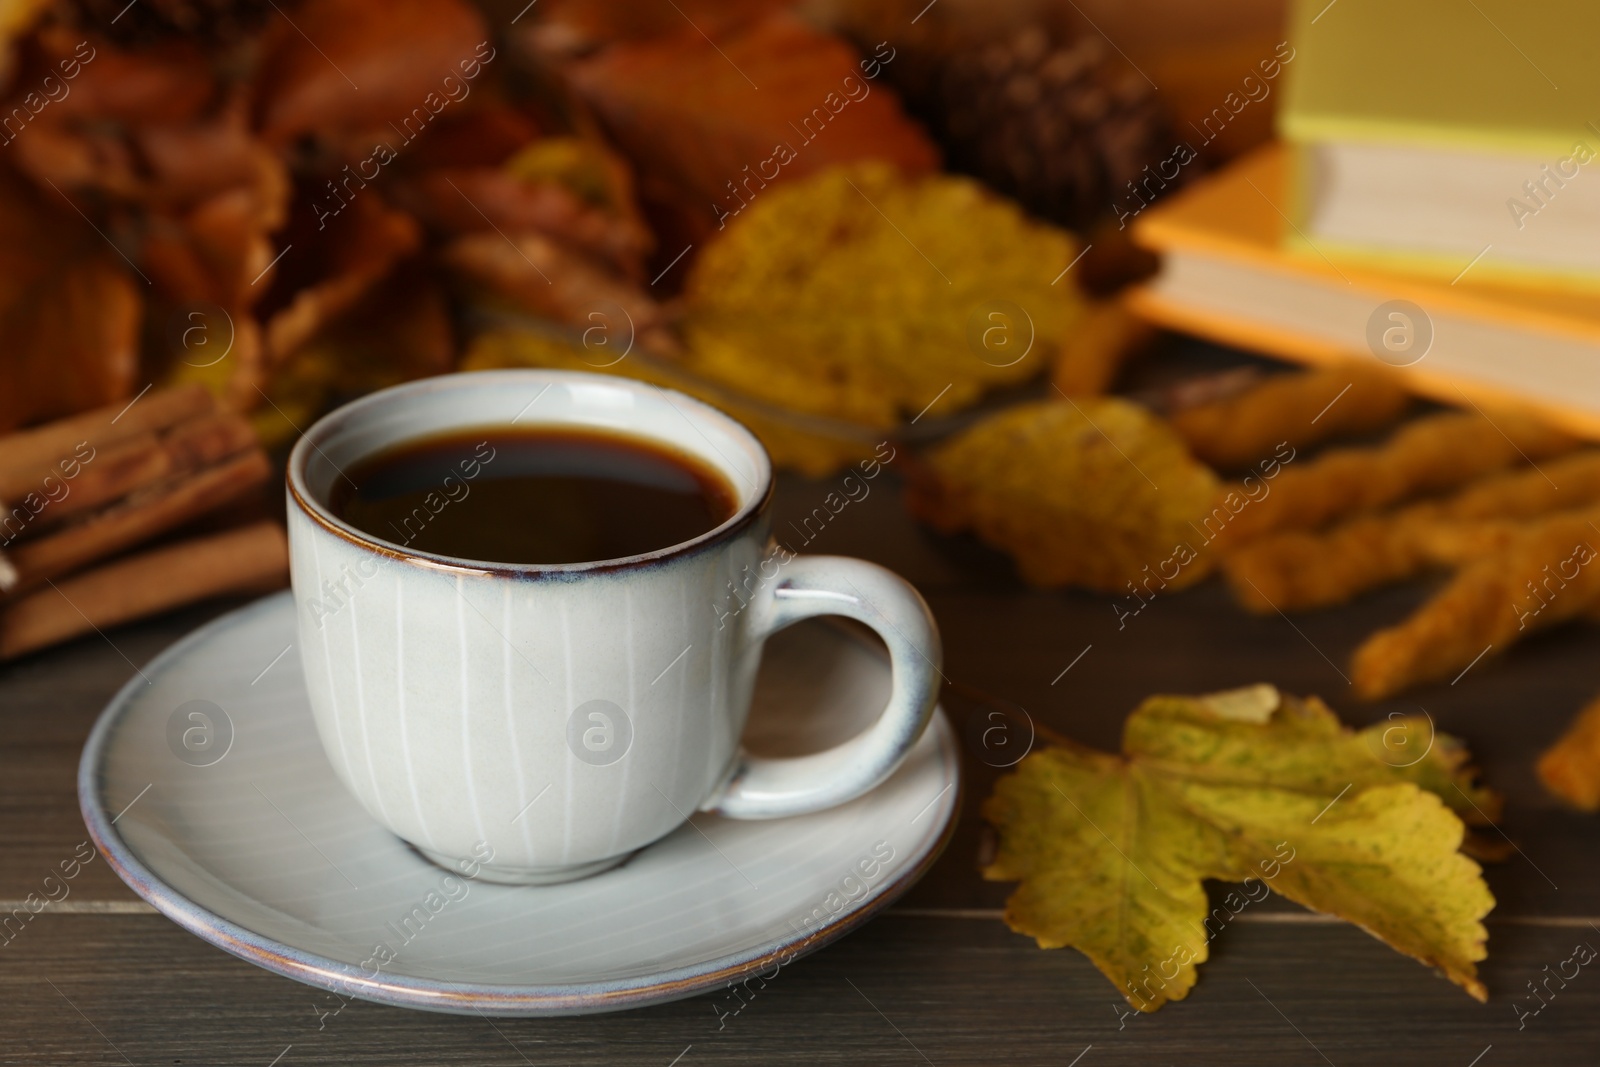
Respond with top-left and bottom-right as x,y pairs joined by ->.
3,469 -> 1598,1065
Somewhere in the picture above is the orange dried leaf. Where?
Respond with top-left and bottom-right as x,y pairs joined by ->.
407,164 -> 650,278
0,167 -> 139,431
443,229 -> 672,350
1539,691 -> 1600,811
565,13 -> 937,235
254,0 -> 489,147
261,190 -> 421,366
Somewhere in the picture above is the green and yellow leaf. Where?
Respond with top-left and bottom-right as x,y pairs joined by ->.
983,685 -> 1496,1010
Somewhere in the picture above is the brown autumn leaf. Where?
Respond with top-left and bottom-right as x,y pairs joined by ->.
7,33 -> 287,403
386,97 -> 540,171
524,0 -> 783,55
443,228 -> 673,353
405,161 -> 651,279
564,13 -> 937,240
9,29 -> 215,199
1540,690 -> 1600,811
253,0 -> 491,149
134,96 -> 289,215
250,262 -> 453,449
134,95 -> 290,313
260,186 -> 422,367
0,164 -> 138,431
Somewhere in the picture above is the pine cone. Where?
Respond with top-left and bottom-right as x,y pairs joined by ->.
935,27 -> 1179,228
66,0 -> 277,47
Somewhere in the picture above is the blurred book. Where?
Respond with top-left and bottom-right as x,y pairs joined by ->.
1126,145 -> 1600,439
1279,0 -> 1600,285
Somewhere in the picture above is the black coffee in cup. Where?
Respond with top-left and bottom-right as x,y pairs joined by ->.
328,426 -> 738,565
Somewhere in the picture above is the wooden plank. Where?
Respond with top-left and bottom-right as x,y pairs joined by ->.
0,914 -> 1594,1065
0,601 -> 236,902
4,475 -> 1600,908
0,470 -> 1598,1061
772,474 -> 1600,916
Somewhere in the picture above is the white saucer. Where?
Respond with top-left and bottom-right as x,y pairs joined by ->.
78,592 -> 960,1016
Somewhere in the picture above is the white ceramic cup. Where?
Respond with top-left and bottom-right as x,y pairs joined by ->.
285,370 -> 941,884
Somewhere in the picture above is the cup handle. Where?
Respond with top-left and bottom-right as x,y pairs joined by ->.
703,555 -> 942,819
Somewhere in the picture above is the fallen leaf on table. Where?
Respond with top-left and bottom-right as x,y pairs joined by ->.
1210,410 -> 1578,549
984,685 -> 1497,1010
1050,298 -> 1156,398
142,180 -> 283,308
1169,361 -> 1413,472
1220,451 -> 1600,615
682,162 -> 1085,427
908,397 -> 1216,592
1539,690 -> 1600,810
1349,506 -> 1600,700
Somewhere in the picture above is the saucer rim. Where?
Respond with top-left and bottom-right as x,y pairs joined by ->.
78,591 -> 962,1016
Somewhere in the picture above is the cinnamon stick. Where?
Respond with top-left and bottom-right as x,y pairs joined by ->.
2,450 -> 271,594
1,409 -> 258,537
0,383 -> 214,501
0,521 -> 288,661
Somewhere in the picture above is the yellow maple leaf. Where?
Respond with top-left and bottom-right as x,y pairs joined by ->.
682,162 -> 1086,427
983,685 -> 1497,1010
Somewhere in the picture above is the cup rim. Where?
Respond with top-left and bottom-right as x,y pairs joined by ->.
285,370 -> 774,576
